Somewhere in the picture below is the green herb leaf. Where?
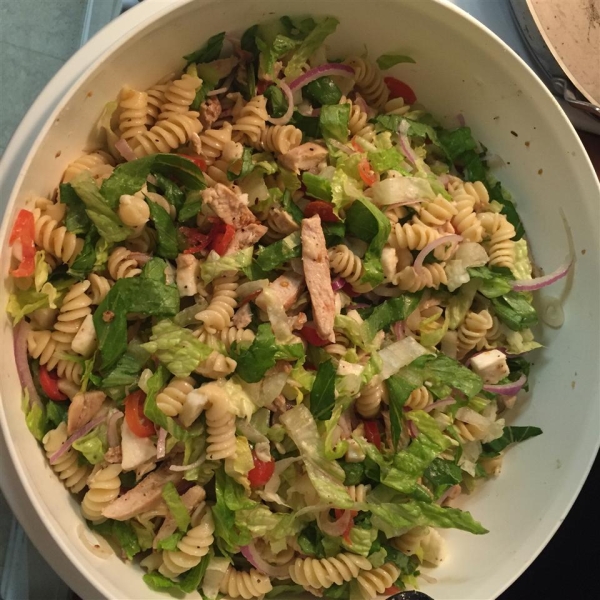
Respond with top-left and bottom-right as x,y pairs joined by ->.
319,104 -> 350,143
303,77 -> 342,107
467,266 -> 513,298
264,84 -> 289,118
161,481 -> 191,532
491,292 -> 538,331
489,181 -> 525,240
60,183 -> 92,234
302,172 -> 332,200
255,230 -> 301,271
481,425 -> 542,457
145,197 -> 178,259
363,294 -> 421,340
183,31 -> 226,67
179,189 -> 203,222
291,112 -> 322,140
68,228 -> 98,279
376,53 -> 416,70
150,172 -> 185,212
310,360 -> 337,420
386,375 -> 417,448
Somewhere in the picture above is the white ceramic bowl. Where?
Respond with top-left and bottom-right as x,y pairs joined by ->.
1,1 -> 599,598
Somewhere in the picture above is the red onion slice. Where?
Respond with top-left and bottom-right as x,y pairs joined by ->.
115,138 -> 137,162
423,397 -> 456,412
13,320 -> 40,408
267,80 -> 295,126
49,414 -> 106,465
169,456 -> 205,472
413,234 -> 463,271
407,419 -> 419,438
393,320 -> 406,341
317,508 -> 353,537
156,427 -> 167,459
510,259 -> 572,292
328,139 -> 353,155
331,277 -> 346,292
241,543 -> 291,579
398,130 -> 418,165
482,374 -> 527,395
289,63 -> 355,92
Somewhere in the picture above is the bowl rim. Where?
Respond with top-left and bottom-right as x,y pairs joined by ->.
0,0 -> 599,598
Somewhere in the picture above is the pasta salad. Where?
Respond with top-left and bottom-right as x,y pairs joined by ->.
7,14 -> 571,600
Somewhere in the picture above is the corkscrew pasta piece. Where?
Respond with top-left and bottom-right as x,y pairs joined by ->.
62,151 -> 115,184
383,204 -> 408,224
126,226 -> 157,253
219,566 -> 273,600
158,74 -> 202,118
417,195 -> 459,227
340,95 -> 375,141
346,484 -> 371,503
132,111 -> 202,157
476,315 -> 503,350
405,385 -> 433,410
355,376 -> 388,418
87,274 -> 113,305
27,329 -> 70,371
156,377 -> 195,417
160,509 -> 215,579
392,526 -> 430,555
56,358 -> 83,385
323,333 -> 352,362
145,81 -> 169,126
195,351 -> 237,379
328,245 -> 365,287
389,220 -> 440,251
384,96 -> 411,116
197,122 -> 234,162
42,422 -> 90,493
451,186 -> 484,242
203,159 -> 231,187
194,325 -> 255,351
464,181 -> 490,212
118,86 -> 148,142
478,212 -> 516,271
345,57 -> 389,109
232,95 -> 269,145
30,195 -> 66,222
81,464 -> 122,522
201,384 -> 237,460
356,563 -> 401,600
289,553 -> 372,589
395,263 -> 447,292
118,193 -> 150,228
52,280 -> 93,347
107,247 -> 142,279
195,271 -> 239,333
258,124 -> 303,154
457,309 -> 493,357
33,209 -> 83,265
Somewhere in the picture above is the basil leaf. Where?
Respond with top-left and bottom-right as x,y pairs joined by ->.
183,31 -> 225,67
60,183 -> 92,234
303,76 -> 342,107
376,53 -> 416,70
310,360 -> 336,420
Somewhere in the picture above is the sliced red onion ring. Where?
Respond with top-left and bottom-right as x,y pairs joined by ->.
393,320 -> 406,341
407,419 -> 419,438
482,374 -> 527,395
169,456 -> 205,472
328,139 -> 353,155
331,277 -> 346,292
289,63 -> 356,92
115,138 -> 137,162
414,234 -> 463,271
106,410 -> 124,448
129,252 -> 152,265
241,543 -> 291,579
424,397 -> 456,412
49,414 -> 106,465
317,508 -> 353,537
207,73 -> 235,97
156,427 -> 167,459
267,80 -> 295,126
511,259 -> 572,292
13,320 -> 40,408
398,122 -> 418,165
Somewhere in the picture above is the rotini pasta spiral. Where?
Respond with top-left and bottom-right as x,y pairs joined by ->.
204,159 -> 231,187
346,484 -> 371,503
205,392 -> 237,460
27,329 -> 69,371
107,247 -> 142,279
52,281 -> 93,347
87,274 -> 113,305
340,95 -> 375,141
388,220 -> 440,251
405,385 -> 433,410
464,181 -> 490,212
194,325 -> 255,351
478,212 -> 516,270
384,97 -> 411,116
160,509 -> 215,579
158,74 -> 202,118
132,112 -> 202,158
197,122 -> 234,162
476,315 -> 503,350
232,95 -> 269,145
323,333 -> 352,362
145,82 -> 169,126
42,422 -> 90,493
118,86 -> 148,142
62,151 -> 115,184
383,204 -> 408,224
219,567 -> 273,600
451,186 -> 484,242
328,245 -> 365,287
345,57 -> 389,109
195,271 -> 238,333
56,358 -> 83,385
357,563 -> 400,599
33,209 -> 83,265
355,376 -> 388,418
126,226 -> 157,253
81,464 -> 122,522
454,418 -> 487,443
395,263 -> 447,292
258,124 -> 303,154
457,309 -> 493,357
156,377 -> 195,417
289,553 -> 372,590
195,350 -> 237,379
417,195 -> 458,227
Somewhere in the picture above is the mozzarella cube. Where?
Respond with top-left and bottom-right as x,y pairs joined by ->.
121,420 -> 157,470
470,349 -> 510,384
179,390 -> 209,428
71,314 -> 97,357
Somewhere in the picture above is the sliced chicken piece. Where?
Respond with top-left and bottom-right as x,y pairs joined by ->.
257,272 -> 304,311
199,97 -> 222,129
278,143 -> 328,174
232,303 -> 253,329
202,183 -> 256,229
175,253 -> 199,297
288,311 -> 307,331
67,390 -> 106,435
267,207 -> 299,236
104,446 -> 122,464
301,215 -> 336,342
153,486 -> 206,548
102,462 -> 182,521
225,222 -> 268,254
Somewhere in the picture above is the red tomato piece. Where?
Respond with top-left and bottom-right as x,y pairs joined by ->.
210,222 -> 236,256
299,324 -> 330,347
177,154 -> 207,172
303,200 -> 339,223
363,420 -> 382,450
125,390 -> 155,438
179,226 -> 211,254
351,137 -> 363,153
9,209 -> 36,278
358,159 -> 377,187
384,76 -> 417,105
384,586 -> 401,595
248,451 -> 275,487
39,366 -> 67,401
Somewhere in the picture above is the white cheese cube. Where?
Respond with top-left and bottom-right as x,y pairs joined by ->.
470,349 -> 510,384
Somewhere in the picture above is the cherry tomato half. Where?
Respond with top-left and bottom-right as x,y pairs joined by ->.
210,222 -> 236,256
39,365 -> 67,401
303,200 -> 339,223
125,390 -> 155,438
384,76 -> 417,105
299,324 -> 330,347
363,420 -> 382,450
177,154 -> 207,172
9,209 -> 36,278
248,451 -> 275,487
358,159 -> 377,187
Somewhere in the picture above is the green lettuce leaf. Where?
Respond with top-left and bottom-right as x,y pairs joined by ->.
68,228 -> 98,279
7,282 -> 63,324
481,425 -> 542,457
265,84 -> 288,118
376,53 -> 416,69
363,294 -> 421,340
386,374 -> 418,448
342,526 -> 377,557
146,198 -> 178,259
72,424 -> 107,464
91,520 -> 141,560
60,182 -> 92,234
184,31 -> 226,67
22,391 -> 47,441
489,181 -> 524,240
46,401 -> 68,428
161,481 -> 191,532
310,359 -> 337,420
303,76 -> 342,107
201,247 -> 254,284
149,172 -> 185,212
367,147 -> 404,173
319,104 -> 350,143
156,531 -> 184,551
179,189 -> 203,222
424,458 -> 463,500
291,112 -> 322,140
100,340 -> 150,389
491,292 -> 538,331
255,231 -> 301,271
257,34 -> 299,78
468,266 -> 513,298
302,172 -> 332,200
